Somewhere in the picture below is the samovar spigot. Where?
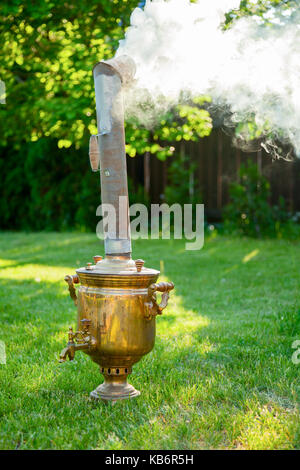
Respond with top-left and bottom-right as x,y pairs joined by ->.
59,319 -> 95,363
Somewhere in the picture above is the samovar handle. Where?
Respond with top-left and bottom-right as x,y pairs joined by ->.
145,282 -> 174,321
64,274 -> 79,306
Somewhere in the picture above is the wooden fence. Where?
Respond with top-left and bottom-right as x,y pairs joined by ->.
127,128 -> 300,219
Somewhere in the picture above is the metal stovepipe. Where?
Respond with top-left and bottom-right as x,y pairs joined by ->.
93,55 -> 136,259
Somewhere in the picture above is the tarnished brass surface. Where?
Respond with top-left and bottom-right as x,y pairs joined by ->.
59,258 -> 174,402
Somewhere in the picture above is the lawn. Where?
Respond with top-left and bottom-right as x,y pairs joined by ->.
0,232 -> 299,450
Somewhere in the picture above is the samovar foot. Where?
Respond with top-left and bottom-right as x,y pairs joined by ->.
90,366 -> 140,403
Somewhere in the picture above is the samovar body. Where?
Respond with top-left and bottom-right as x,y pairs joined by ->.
62,260 -> 173,401
77,270 -> 158,368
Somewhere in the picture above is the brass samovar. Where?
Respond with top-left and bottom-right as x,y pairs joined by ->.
59,55 -> 174,402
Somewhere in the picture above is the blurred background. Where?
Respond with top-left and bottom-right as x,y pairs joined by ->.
1,0 -> 299,238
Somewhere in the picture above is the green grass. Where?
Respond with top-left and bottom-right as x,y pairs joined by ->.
0,232 -> 299,450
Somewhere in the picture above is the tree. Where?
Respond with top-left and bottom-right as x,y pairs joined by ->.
0,0 -> 140,149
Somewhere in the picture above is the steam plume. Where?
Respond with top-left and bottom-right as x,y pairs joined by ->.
117,0 -> 300,158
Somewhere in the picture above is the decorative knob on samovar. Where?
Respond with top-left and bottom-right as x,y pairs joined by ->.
135,259 -> 145,272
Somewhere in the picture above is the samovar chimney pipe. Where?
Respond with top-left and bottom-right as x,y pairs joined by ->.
93,55 -> 136,259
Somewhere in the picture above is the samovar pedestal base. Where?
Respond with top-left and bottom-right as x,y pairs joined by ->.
90,368 -> 140,403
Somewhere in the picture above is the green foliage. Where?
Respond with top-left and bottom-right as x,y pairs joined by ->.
223,161 -> 298,238
125,97 -> 213,161
225,0 -> 299,26
128,176 -> 150,208
235,118 -> 271,144
0,138 -> 100,231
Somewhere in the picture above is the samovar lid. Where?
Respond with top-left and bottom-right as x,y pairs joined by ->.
76,257 -> 160,288
76,256 -> 159,276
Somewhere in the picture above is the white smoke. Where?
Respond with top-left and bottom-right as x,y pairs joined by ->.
117,0 -> 300,158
